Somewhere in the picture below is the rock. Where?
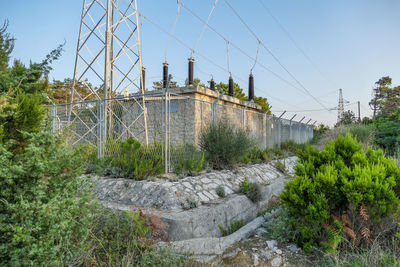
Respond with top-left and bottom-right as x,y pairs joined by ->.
255,227 -> 267,236
271,256 -> 282,267
260,249 -> 273,260
252,253 -> 259,266
266,240 -> 278,250
223,248 -> 241,259
223,186 -> 234,194
275,249 -> 282,255
287,244 -> 301,253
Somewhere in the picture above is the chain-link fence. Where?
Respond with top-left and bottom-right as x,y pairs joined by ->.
51,90 -> 313,172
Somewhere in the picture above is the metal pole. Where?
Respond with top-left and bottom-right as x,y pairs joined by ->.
358,101 -> 361,121
278,111 -> 286,119
306,118 -> 312,125
164,74 -> 172,173
188,57 -> 194,86
135,0 -> 149,145
299,116 -> 306,123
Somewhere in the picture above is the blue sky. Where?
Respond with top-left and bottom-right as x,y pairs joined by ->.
2,0 -> 400,125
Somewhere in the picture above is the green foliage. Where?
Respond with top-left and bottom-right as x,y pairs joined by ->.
275,160 -> 287,174
172,144 -> 204,175
263,208 -> 299,244
0,21 -> 14,72
373,109 -> 400,156
239,178 -> 262,203
370,76 -> 400,117
216,185 -> 226,198
0,131 -> 94,266
280,133 -> 400,251
109,137 -> 164,180
218,219 -> 245,237
280,140 -> 307,155
241,147 -> 271,164
82,208 -> 152,265
336,110 -> 357,126
138,248 -> 196,267
200,120 -> 254,169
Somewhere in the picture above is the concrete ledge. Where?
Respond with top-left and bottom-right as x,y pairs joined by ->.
163,216 -> 264,262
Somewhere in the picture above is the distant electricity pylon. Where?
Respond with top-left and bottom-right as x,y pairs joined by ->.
337,88 -> 344,123
70,0 -> 148,148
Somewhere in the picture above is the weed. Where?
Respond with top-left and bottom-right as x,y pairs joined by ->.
239,178 -> 262,203
216,185 -> 226,197
218,219 -> 245,237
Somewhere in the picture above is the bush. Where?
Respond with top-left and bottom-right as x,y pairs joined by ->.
216,185 -> 226,197
280,140 -> 307,155
172,143 -> 204,175
199,120 -> 254,169
263,207 -> 299,244
0,131 -> 94,266
218,219 -> 245,236
106,138 -> 164,180
275,160 -> 287,173
241,147 -> 271,164
239,178 -> 262,203
280,133 -> 400,252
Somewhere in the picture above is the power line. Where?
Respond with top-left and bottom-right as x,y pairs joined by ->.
257,0 -> 338,89
223,0 -> 332,112
140,12 -> 301,109
191,0 -> 219,58
179,1 -> 307,96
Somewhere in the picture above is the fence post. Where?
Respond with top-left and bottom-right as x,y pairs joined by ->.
164,74 -> 172,173
97,100 -> 105,158
51,106 -> 58,135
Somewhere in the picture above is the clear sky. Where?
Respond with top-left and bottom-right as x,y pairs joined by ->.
1,0 -> 400,125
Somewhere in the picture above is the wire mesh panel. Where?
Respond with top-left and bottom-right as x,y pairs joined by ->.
51,100 -> 101,151
51,90 -> 314,172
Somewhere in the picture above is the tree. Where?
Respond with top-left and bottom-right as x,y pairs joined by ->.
152,76 -> 179,90
0,21 -> 14,72
49,78 -> 96,104
185,77 -> 205,87
215,81 -> 270,113
336,110 -> 357,126
369,76 -> 400,117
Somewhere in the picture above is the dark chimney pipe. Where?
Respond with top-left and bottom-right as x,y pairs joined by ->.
141,67 -> 146,91
248,73 -> 254,101
163,62 -> 168,89
210,78 -> 215,91
228,75 -> 234,96
188,57 -> 194,86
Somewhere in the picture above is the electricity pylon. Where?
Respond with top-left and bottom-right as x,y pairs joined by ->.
70,0 -> 148,154
337,88 -> 344,123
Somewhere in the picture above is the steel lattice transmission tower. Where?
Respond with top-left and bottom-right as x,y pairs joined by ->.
337,88 -> 344,123
70,0 -> 148,152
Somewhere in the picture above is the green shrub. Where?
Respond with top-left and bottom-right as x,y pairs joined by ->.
172,143 -> 204,175
216,185 -> 226,197
280,140 -> 307,155
374,110 -> 400,156
239,178 -> 262,203
138,248 -> 195,267
280,133 -> 400,252
199,120 -> 254,169
275,160 -> 287,173
218,219 -> 245,236
0,131 -> 94,266
241,147 -> 271,164
109,138 -> 164,180
81,208 -> 152,266
264,207 -> 299,244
